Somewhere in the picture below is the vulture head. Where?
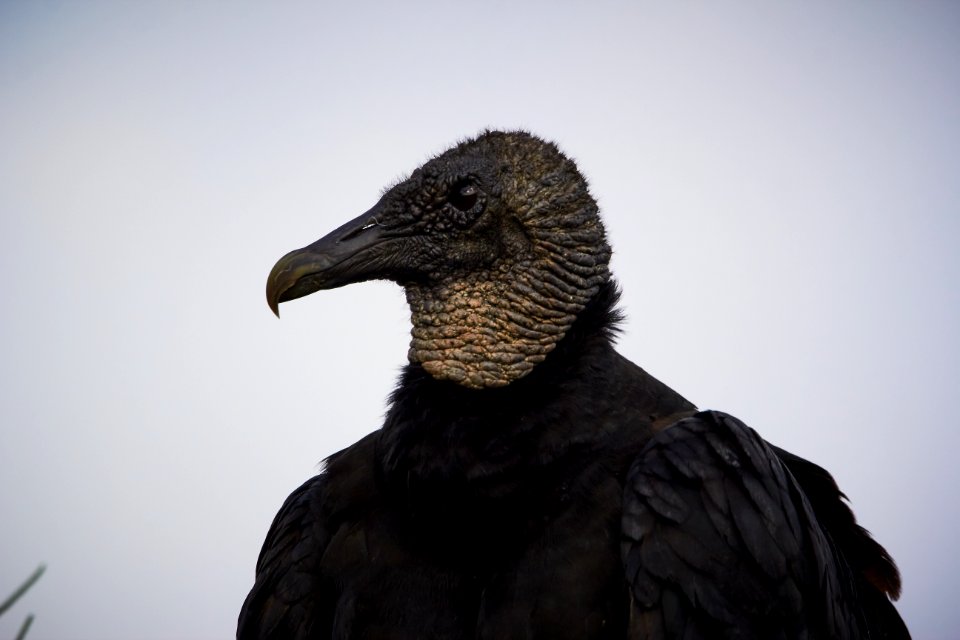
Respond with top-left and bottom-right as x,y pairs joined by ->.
266,131 -> 611,389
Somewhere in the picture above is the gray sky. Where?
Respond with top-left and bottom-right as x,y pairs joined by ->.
1,2 -> 957,638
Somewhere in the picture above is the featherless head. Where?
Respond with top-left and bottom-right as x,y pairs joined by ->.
267,131 -> 611,388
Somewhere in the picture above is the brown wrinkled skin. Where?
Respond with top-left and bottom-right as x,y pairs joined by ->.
404,136 -> 610,388
406,272 -> 574,388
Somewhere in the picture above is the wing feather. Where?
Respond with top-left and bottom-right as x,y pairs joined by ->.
621,411 -> 854,639
237,475 -> 332,640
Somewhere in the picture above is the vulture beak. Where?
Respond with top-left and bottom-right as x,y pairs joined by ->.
266,206 -> 388,317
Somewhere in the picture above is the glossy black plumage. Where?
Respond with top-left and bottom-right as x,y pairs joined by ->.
623,411 -> 908,639
240,284 -> 907,639
242,132 -> 908,639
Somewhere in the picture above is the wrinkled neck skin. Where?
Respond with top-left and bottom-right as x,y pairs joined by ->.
405,222 -> 610,388
400,141 -> 614,389
405,269 -> 578,388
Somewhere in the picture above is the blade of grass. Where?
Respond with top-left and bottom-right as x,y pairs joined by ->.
0,565 -> 46,617
14,613 -> 35,640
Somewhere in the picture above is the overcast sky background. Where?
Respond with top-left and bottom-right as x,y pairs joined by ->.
1,2 -> 957,638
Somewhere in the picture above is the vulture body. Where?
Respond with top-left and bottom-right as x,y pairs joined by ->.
240,131 -> 908,639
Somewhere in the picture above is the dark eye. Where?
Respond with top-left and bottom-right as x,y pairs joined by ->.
448,180 -> 479,212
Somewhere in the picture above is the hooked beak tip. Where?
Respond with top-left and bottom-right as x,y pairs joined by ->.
266,263 -> 292,318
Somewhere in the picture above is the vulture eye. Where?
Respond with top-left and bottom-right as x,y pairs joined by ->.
448,180 -> 479,212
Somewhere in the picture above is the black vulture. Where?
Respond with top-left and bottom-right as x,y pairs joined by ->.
240,131 -> 909,639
